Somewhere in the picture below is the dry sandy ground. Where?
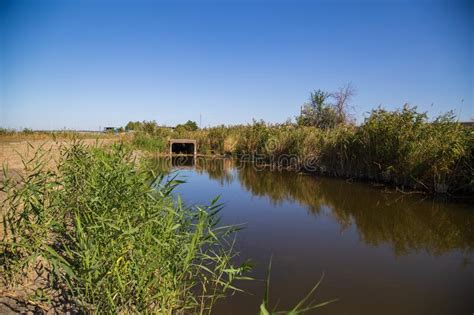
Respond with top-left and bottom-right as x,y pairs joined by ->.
0,138 -> 121,181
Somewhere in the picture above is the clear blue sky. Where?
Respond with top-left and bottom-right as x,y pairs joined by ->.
1,0 -> 472,130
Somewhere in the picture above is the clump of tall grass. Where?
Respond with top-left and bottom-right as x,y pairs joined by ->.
352,106 -> 472,193
227,106 -> 473,194
259,258 -> 337,315
0,142 -> 250,313
131,131 -> 167,152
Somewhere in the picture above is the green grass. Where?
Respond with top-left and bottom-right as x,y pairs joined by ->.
131,132 -> 167,152
259,258 -> 338,315
1,142 -> 250,313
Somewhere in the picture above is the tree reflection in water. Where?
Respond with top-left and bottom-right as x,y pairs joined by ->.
151,157 -> 474,257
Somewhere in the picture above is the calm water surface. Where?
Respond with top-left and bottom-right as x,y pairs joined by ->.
157,157 -> 473,315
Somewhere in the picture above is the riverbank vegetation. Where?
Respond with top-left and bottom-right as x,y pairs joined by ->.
126,98 -> 473,195
0,142 -> 250,313
1,142 -> 336,313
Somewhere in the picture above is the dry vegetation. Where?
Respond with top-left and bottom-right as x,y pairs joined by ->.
0,133 -> 127,181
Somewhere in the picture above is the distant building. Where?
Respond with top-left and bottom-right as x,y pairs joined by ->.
104,127 -> 118,133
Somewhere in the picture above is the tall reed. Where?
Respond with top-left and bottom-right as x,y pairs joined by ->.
1,142 -> 250,313
130,106 -> 473,194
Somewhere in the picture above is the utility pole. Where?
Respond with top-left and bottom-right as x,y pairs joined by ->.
199,114 -> 202,129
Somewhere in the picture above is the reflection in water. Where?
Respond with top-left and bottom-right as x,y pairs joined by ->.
150,156 -> 235,185
238,165 -> 474,257
149,157 -> 473,314
152,156 -> 473,257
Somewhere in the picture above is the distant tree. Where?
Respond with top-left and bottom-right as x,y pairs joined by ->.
297,84 -> 356,129
176,120 -> 199,132
185,120 -> 199,131
141,120 -> 159,134
125,121 -> 141,131
0,127 -> 13,135
297,89 -> 338,129
125,120 -> 159,134
332,83 -> 356,124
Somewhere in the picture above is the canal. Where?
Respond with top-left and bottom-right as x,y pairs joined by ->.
156,157 -> 473,314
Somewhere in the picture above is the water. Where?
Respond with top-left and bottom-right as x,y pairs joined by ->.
156,157 -> 474,314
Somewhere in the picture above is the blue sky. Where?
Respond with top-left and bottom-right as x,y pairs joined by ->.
1,0 -> 472,130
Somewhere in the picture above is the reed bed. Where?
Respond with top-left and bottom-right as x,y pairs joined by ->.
0,142 -> 250,313
130,106 -> 473,194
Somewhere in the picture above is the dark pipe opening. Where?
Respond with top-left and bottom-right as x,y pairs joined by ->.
171,143 -> 195,155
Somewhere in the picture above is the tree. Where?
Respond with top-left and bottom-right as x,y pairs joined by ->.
125,121 -> 141,131
332,83 -> 356,124
297,84 -> 356,129
297,89 -> 338,129
176,120 -> 199,132
125,121 -> 159,134
141,120 -> 159,134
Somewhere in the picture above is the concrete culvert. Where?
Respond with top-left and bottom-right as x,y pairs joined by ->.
169,139 -> 197,155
